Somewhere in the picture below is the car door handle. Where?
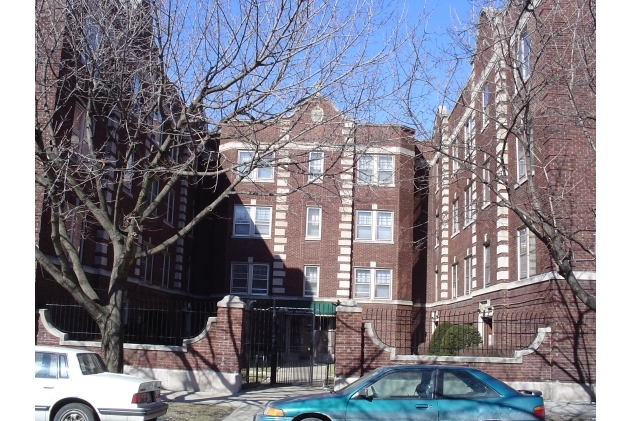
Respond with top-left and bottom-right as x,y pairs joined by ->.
415,404 -> 431,409
43,386 -> 54,389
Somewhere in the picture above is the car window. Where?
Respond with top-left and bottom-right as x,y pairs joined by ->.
77,353 -> 108,375
35,352 -> 59,379
368,369 -> 434,399
438,370 -> 499,398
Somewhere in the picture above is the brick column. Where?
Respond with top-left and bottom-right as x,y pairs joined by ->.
334,299 -> 363,387
210,295 -> 246,374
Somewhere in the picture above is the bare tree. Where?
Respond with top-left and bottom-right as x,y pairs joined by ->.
35,0 -> 412,371
398,0 -> 596,310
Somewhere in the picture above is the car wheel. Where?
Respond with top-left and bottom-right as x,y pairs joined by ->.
53,403 -> 95,421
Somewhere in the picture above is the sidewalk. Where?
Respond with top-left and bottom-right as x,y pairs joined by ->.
162,384 -> 596,421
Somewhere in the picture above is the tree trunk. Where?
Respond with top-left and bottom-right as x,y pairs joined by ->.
99,288 -> 126,373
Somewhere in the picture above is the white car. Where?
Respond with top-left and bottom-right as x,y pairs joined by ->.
35,345 -> 168,421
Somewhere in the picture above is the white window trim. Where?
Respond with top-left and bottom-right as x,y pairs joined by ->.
452,140 -> 459,174
238,150 -> 274,182
353,267 -> 392,300
464,256 -> 473,295
233,205 -> 272,238
464,183 -> 474,227
305,207 -> 322,240
452,199 -> 460,236
465,116 -> 475,159
483,244 -> 491,288
303,265 -> 320,297
481,159 -> 491,209
517,227 -> 537,280
308,151 -> 324,182
517,138 -> 527,184
451,263 -> 459,298
355,210 -> 394,243
515,30 -> 531,79
357,154 -> 395,186
230,262 -> 269,295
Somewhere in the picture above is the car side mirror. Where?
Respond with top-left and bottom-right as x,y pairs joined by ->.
356,388 -> 372,400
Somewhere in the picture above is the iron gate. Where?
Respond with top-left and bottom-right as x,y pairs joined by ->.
241,303 -> 335,386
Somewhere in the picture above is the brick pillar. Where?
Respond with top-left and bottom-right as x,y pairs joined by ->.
334,299 -> 363,386
211,295 -> 246,374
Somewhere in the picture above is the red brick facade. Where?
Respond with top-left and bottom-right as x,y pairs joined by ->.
422,0 -> 595,395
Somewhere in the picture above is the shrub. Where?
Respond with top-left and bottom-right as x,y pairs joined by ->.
427,322 -> 454,355
439,324 -> 483,356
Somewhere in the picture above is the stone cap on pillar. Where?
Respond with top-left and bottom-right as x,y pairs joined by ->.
217,295 -> 246,308
336,299 -> 362,313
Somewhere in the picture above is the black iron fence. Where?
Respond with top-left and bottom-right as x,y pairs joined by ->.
43,297 -> 218,346
363,307 -> 549,358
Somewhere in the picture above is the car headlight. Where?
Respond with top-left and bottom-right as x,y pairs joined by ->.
263,406 -> 285,417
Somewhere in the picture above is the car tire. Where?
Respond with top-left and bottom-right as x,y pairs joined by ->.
53,403 -> 95,421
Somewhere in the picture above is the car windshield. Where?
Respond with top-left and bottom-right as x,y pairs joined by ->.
77,353 -> 108,375
335,367 -> 386,394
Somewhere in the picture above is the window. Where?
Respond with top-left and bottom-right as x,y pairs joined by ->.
354,268 -> 392,299
465,117 -> 474,158
233,205 -> 272,237
161,253 -> 171,287
231,263 -> 269,295
483,244 -> 491,287
452,199 -> 459,235
481,159 -> 490,207
482,83 -> 490,127
439,370 -> 499,398
79,16 -> 101,66
165,192 -> 175,225
517,139 -> 527,182
366,368 -> 435,399
71,105 -> 89,155
518,228 -> 537,279
149,179 -> 159,215
515,31 -> 531,79
36,352 -> 60,379
64,203 -> 85,258
139,242 -> 154,283
435,212 -> 440,247
124,152 -> 134,187
434,269 -> 439,302
356,210 -> 393,242
169,144 -> 179,162
358,155 -> 394,185
464,184 -> 474,226
238,151 -> 273,180
451,263 -> 458,298
304,266 -> 320,297
464,256 -> 473,295
306,207 -> 321,239
452,139 -> 459,174
308,151 -> 324,182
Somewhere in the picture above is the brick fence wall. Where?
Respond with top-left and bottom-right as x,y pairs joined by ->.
36,294 -> 594,401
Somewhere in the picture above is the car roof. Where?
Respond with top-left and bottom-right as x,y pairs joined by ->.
378,364 -> 481,371
35,345 -> 96,355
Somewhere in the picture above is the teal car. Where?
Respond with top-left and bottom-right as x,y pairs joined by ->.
254,365 -> 545,421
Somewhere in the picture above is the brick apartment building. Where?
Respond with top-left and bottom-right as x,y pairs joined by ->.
195,96 -> 425,313
35,0 -> 204,308
422,0 -> 595,391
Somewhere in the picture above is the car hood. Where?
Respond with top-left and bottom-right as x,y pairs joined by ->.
265,390 -> 350,417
